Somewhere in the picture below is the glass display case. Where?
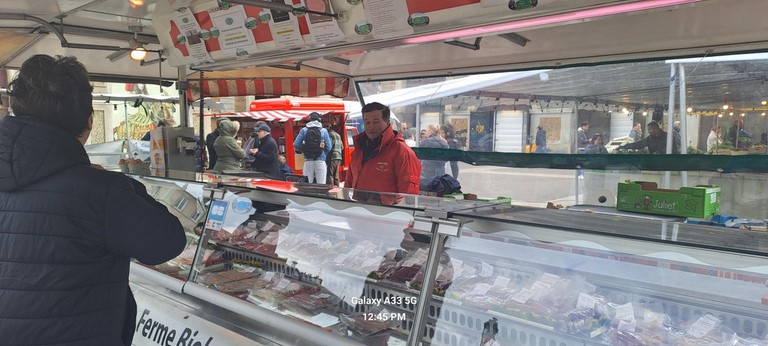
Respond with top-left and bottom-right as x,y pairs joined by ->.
121,173 -> 767,346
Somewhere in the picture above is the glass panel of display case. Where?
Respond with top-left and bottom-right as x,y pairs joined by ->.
427,210 -> 768,346
188,188 -> 458,345
128,175 -> 209,280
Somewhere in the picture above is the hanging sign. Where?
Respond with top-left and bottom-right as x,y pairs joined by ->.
362,0 -> 413,39
209,5 -> 258,57
170,7 -> 213,63
266,0 -> 304,48
303,0 -> 346,44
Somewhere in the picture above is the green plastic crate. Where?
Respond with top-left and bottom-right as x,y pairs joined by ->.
616,181 -> 720,218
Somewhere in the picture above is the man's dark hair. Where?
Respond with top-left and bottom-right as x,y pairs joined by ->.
362,102 -> 390,122
581,121 -> 590,127
8,55 -> 93,137
647,121 -> 661,129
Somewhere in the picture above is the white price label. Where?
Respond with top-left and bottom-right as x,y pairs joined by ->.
686,314 -> 720,339
275,278 -> 291,290
362,258 -> 380,268
530,281 -> 552,301
493,277 -> 510,287
617,319 -> 636,333
539,273 -> 561,284
479,262 -> 493,277
245,231 -> 258,239
576,293 -> 597,310
614,303 -> 635,321
511,288 -> 535,304
334,254 -> 348,264
263,272 -> 276,281
261,220 -> 276,231
470,283 -> 492,295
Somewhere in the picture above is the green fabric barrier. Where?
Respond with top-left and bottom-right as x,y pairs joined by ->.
411,148 -> 768,173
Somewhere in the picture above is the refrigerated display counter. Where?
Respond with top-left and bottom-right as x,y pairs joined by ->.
127,174 -> 768,346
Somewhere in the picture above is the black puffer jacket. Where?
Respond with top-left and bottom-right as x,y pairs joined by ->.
0,116 -> 186,345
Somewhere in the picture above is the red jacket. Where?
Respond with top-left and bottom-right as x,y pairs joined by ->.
345,125 -> 421,197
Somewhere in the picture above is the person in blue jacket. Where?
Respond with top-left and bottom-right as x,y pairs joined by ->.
293,112 -> 332,183
0,55 -> 186,346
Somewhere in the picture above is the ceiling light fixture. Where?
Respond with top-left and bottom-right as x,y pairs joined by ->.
404,0 -> 703,44
130,47 -> 148,61
722,104 -> 729,110
686,107 -> 693,112
762,100 -> 767,105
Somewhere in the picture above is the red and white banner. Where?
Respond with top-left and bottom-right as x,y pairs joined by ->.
187,77 -> 349,100
208,110 -> 320,122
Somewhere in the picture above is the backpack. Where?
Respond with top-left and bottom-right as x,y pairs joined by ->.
426,174 -> 462,196
302,127 -> 323,160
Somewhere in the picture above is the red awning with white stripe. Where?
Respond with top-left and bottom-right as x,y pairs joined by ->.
208,110 -> 345,122
187,77 -> 350,101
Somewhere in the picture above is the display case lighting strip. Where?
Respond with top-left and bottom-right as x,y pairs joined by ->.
404,0 -> 704,44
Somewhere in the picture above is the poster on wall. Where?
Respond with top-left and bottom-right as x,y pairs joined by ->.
363,0 -> 414,39
266,0 -> 304,48
209,5 -> 258,57
303,0 -> 346,44
469,111 -> 494,151
170,7 -> 213,63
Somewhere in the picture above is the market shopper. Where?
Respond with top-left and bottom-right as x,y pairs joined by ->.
629,122 -> 643,142
0,54 -> 185,346
248,124 -> 280,179
205,117 -> 228,170
293,112 -> 332,184
324,121 -> 343,185
585,133 -> 609,154
345,102 -> 421,203
577,121 -> 590,153
419,124 -> 449,189
212,118 -> 246,172
707,125 -> 722,152
618,121 -> 680,154
535,125 -> 548,153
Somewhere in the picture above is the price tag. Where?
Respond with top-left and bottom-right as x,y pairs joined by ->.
335,231 -> 346,240
511,288 -> 535,304
530,281 -> 552,301
245,231 -> 258,239
320,240 -> 333,250
275,278 -> 291,290
261,220 -> 276,231
617,319 -> 636,333
614,303 -> 635,321
539,273 -> 560,284
334,254 -> 348,264
479,262 -> 493,277
241,267 -> 258,273
576,293 -> 597,309
316,293 -> 331,299
470,283 -> 492,295
363,258 -> 380,268
263,272 -> 276,281
493,277 -> 510,287
686,314 -> 720,339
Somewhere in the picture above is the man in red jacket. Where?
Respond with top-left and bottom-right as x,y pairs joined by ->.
345,102 -> 421,204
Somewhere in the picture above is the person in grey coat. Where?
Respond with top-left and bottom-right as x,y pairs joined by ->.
420,124 -> 449,185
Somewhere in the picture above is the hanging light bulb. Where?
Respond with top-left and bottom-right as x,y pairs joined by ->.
718,114 -> 723,118
642,111 -> 647,116
622,107 -> 628,113
762,112 -> 766,116
686,107 -> 693,112
729,112 -> 734,116
762,100 -> 767,106
129,47 -> 147,61
741,113 -> 746,117
722,104 -> 729,110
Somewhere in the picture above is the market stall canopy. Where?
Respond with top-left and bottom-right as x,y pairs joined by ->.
207,110 -> 319,122
0,0 -> 178,83
185,65 -> 349,100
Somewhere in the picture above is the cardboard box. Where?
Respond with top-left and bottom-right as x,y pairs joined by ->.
616,181 -> 720,218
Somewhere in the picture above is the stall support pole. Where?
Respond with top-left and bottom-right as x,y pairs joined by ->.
198,72 -> 205,169
178,66 -> 189,127
664,64 -> 677,188
678,64 -> 688,186
407,220 -> 447,346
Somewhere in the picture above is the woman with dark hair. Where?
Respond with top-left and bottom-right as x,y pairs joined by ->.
0,55 -> 185,345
